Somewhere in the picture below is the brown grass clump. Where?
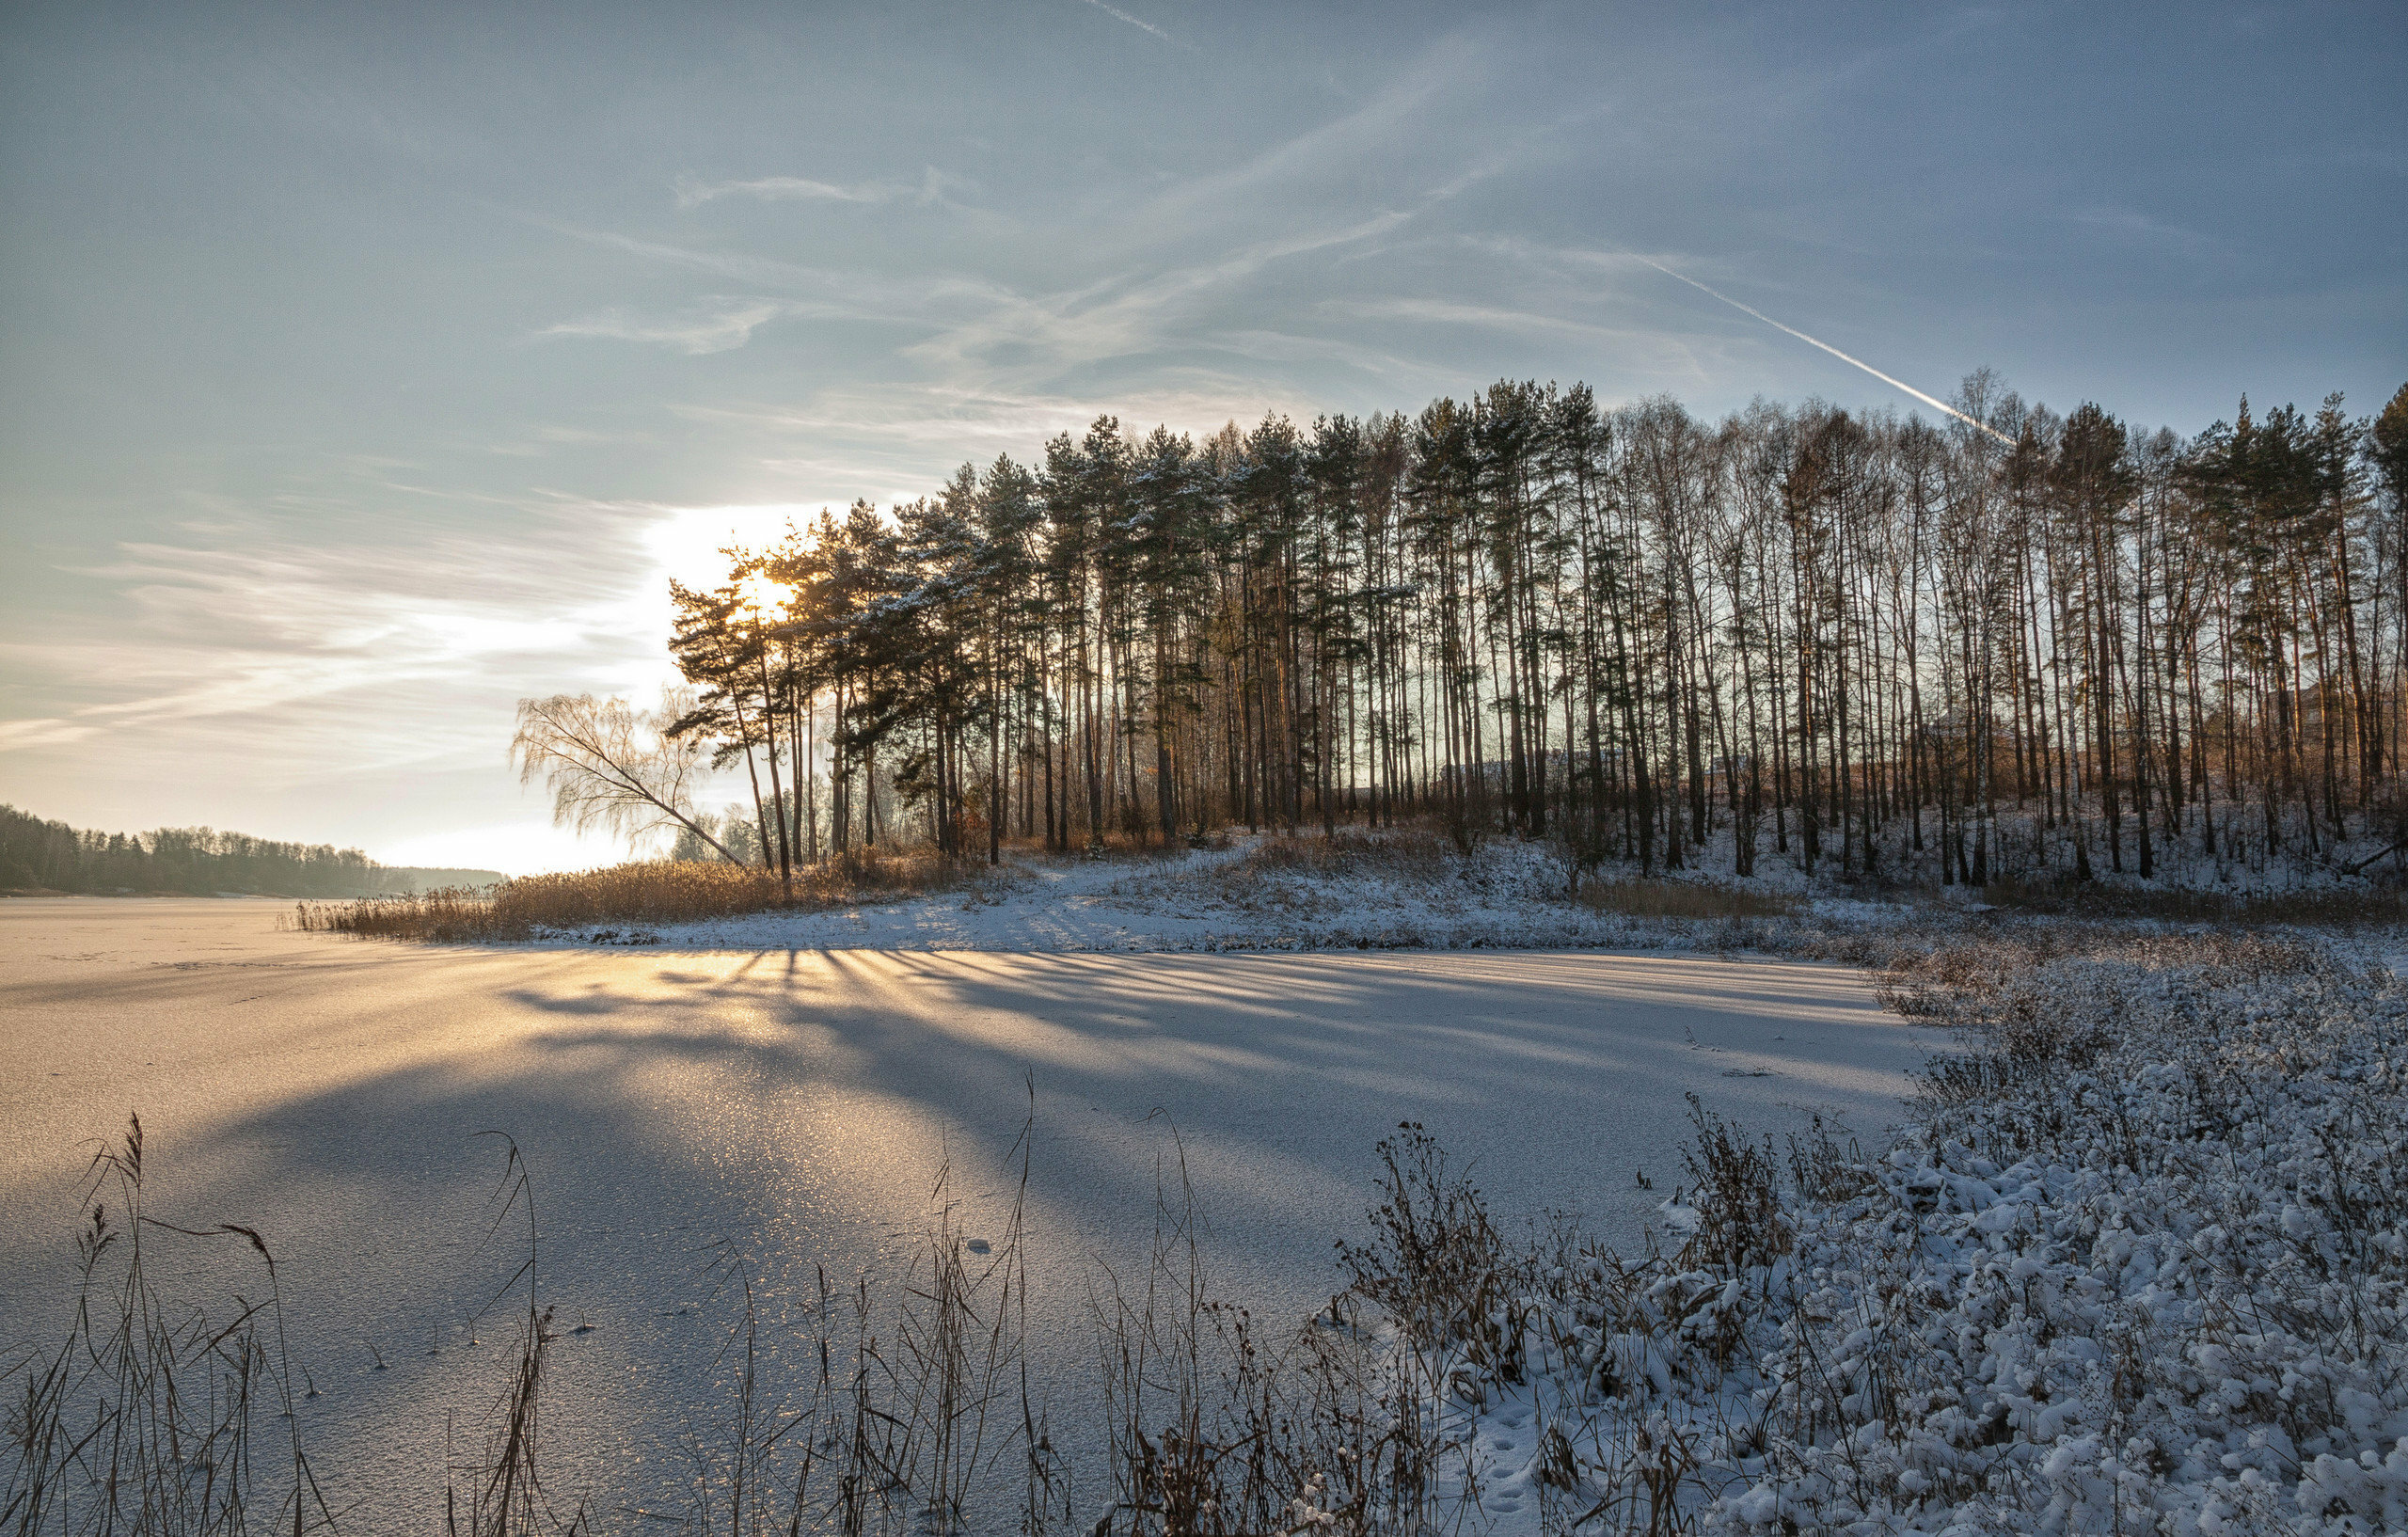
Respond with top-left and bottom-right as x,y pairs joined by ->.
1134,825 -> 1465,924
1858,922 -> 2329,1020
287,852 -> 972,943
1576,876 -> 1801,920
1236,824 -> 1456,878
1979,877 -> 2408,925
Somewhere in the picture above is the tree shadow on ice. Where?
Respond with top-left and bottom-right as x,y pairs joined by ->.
3,948 -> 1930,1523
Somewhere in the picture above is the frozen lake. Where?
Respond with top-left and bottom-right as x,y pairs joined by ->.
0,897 -> 1947,1527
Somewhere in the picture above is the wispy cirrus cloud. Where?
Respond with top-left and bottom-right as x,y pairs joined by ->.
661,376 -> 1332,519
0,500 -> 680,783
894,211 -> 1419,383
0,493 -> 719,865
1326,294 -> 1653,342
543,37 -> 1547,395
2062,205 -> 2217,254
0,717 -> 98,751
673,166 -> 974,210
538,222 -> 830,287
533,221 -> 1022,325
1318,295 -> 1715,386
676,175 -> 893,207
1128,45 -> 1470,238
536,301 -> 795,355
553,198 -> 1426,382
680,378 -> 1325,457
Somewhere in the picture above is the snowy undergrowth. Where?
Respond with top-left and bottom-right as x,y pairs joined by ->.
1107,832 -> 1832,954
1109,830 -> 1609,949
1387,929 -> 2408,1535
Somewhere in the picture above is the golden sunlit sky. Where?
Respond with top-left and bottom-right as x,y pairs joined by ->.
4,2 -> 2402,872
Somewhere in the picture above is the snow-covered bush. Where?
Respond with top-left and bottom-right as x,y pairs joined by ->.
1383,929 -> 2408,1535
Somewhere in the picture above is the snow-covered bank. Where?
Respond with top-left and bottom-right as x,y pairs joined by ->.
614,835 -> 1879,953
548,827 -> 2398,956
1402,929 -> 2408,1536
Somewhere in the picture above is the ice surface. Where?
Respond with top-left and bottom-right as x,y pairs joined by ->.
0,895 -> 1944,1528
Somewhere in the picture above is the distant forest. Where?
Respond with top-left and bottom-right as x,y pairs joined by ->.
0,805 -> 502,897
521,372 -> 2408,888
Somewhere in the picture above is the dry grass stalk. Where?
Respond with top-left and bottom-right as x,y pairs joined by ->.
446,1134 -> 584,1537
665,1103 -> 1053,1537
1092,1128 -> 1456,1537
2,1114 -> 334,1536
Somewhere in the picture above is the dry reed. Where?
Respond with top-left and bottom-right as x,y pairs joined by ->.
1092,1126 -> 1452,1537
286,852 -> 975,943
3,1114 -> 335,1536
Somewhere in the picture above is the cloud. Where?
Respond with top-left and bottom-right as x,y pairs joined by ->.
539,221 -> 1021,324
0,475 -> 895,864
0,499 -> 680,783
1202,327 -> 1438,381
1327,294 -> 1651,342
0,718 -> 96,751
898,211 -> 1418,383
553,200 -> 1427,389
673,166 -> 979,211
675,175 -> 898,207
2062,206 -> 2216,254
1131,42 -> 1472,235
667,377 -> 1334,511
535,221 -> 832,289
698,379 -> 1323,447
485,424 -> 625,457
539,40 -> 1576,402
537,301 -> 792,355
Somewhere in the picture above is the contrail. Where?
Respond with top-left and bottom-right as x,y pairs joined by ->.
1076,0 -> 1195,48
1635,257 -> 2010,444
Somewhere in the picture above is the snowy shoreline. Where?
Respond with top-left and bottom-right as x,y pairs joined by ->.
517,838 -> 1913,953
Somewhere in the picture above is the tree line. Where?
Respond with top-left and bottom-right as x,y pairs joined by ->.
546,372 -> 2408,891
0,804 -> 501,896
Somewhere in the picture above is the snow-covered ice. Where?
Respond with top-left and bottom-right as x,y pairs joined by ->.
10,869 -> 2396,1534
0,895 -> 1944,1529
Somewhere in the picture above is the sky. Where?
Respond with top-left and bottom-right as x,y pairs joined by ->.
3,1 -> 2402,874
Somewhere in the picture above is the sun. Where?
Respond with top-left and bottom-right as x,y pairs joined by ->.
735,572 -> 788,615
642,503 -> 815,592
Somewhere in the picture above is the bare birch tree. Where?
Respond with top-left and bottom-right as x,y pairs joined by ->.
510,689 -> 742,863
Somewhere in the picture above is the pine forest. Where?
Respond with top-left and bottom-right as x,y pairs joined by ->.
657,373 -> 2408,891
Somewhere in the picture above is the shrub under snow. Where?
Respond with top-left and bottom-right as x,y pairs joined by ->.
1396,930 -> 2408,1535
